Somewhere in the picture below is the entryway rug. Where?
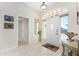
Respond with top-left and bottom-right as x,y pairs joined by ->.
42,43 -> 59,52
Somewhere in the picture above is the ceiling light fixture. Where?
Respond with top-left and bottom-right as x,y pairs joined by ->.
40,2 -> 47,10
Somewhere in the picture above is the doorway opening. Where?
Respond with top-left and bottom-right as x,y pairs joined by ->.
18,16 -> 29,47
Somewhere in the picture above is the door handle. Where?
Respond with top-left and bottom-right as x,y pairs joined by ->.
56,29 -> 58,35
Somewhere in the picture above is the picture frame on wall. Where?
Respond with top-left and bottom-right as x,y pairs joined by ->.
4,15 -> 14,29
77,12 -> 79,25
4,23 -> 14,29
4,15 -> 14,22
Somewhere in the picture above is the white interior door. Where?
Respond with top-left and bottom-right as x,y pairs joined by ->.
18,17 -> 29,46
46,16 -> 60,47
22,19 -> 29,43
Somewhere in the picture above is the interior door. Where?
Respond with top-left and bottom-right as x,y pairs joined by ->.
46,15 -> 60,47
18,17 -> 29,46
22,19 -> 28,43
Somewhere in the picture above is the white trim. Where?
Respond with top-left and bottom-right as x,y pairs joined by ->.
0,46 -> 17,52
42,7 -> 68,20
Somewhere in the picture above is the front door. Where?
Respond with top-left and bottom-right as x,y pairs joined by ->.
46,15 -> 60,47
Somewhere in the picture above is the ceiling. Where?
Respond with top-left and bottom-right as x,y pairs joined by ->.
24,2 -> 56,12
24,2 -> 77,13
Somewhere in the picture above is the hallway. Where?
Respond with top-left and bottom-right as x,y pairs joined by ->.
0,2 -> 78,56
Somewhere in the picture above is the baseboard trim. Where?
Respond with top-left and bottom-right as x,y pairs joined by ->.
0,46 -> 17,52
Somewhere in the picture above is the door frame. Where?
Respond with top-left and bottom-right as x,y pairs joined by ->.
18,16 -> 29,47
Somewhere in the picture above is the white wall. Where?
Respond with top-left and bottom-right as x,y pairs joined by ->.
0,3 -> 18,50
0,2 -> 39,50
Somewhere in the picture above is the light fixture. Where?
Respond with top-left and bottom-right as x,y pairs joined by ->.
40,2 -> 47,10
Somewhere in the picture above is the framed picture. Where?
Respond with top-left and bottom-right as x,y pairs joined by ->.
77,12 -> 79,25
4,23 -> 14,29
4,15 -> 14,22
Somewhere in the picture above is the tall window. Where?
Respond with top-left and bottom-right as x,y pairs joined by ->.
60,15 -> 68,33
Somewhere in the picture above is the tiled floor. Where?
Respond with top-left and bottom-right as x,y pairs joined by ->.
0,42 -> 63,56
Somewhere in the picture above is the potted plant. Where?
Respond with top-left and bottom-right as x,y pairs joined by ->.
38,30 -> 42,42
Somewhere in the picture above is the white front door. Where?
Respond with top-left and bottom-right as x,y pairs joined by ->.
46,16 -> 60,47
